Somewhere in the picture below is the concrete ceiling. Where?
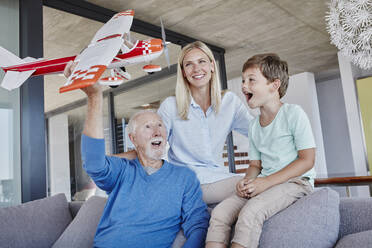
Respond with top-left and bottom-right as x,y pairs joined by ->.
43,0 -> 338,120
87,0 -> 338,76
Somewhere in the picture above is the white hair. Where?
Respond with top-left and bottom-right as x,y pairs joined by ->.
127,109 -> 157,135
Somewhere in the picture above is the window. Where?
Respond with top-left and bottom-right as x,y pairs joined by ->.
0,0 -> 21,207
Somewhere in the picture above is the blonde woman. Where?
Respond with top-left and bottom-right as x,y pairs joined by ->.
156,41 -> 253,204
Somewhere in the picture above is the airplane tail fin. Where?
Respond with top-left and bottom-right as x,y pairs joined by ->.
1,70 -> 36,90
0,46 -> 24,68
0,46 -> 38,90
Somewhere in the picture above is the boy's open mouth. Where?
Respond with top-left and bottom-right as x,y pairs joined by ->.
247,93 -> 253,101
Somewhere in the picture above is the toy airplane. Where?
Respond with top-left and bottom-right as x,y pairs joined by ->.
0,10 -> 170,93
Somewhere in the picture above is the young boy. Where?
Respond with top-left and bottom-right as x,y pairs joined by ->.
205,53 -> 316,248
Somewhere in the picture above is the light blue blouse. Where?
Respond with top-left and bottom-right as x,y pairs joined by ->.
158,91 -> 253,184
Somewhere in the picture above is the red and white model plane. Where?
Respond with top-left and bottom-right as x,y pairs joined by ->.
0,10 -> 170,93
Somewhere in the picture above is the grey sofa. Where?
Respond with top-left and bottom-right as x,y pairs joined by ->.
0,188 -> 371,248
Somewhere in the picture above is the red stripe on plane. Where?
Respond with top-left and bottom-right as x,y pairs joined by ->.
97,34 -> 121,42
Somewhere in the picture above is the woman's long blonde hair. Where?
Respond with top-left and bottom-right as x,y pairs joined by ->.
176,41 -> 222,120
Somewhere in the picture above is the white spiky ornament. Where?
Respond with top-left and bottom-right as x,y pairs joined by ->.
326,0 -> 372,69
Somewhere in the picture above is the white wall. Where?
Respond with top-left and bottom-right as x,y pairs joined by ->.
282,72 -> 328,178
337,52 -> 372,196
48,114 -> 71,200
316,77 -> 354,178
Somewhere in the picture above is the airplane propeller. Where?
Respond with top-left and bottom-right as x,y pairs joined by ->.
160,17 -> 171,69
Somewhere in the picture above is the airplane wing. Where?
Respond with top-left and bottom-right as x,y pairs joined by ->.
91,10 -> 134,44
59,10 -> 134,93
59,37 -> 123,93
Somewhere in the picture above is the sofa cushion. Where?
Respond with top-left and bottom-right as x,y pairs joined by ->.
0,193 -> 72,248
259,188 -> 340,248
335,230 -> 372,248
68,200 -> 84,218
52,196 -> 107,248
338,197 -> 372,238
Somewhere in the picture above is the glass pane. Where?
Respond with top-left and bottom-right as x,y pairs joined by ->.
47,96 -> 110,201
0,1 -> 21,207
66,104 -> 87,201
0,102 -> 21,207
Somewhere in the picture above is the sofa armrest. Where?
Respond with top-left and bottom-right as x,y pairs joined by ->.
335,230 -> 372,248
69,201 -> 84,218
339,197 -> 372,238
53,196 -> 107,248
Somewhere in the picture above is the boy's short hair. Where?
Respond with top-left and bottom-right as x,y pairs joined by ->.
242,53 -> 289,98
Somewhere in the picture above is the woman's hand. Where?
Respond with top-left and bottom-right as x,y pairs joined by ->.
113,150 -> 138,159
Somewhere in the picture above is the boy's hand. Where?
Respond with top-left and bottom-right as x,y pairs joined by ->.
246,177 -> 272,198
236,178 -> 253,198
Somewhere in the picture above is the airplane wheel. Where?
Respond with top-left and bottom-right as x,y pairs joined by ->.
110,85 -> 118,88
148,72 -> 155,75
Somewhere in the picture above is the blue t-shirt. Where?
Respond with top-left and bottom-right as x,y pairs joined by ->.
81,134 -> 210,248
248,103 -> 316,186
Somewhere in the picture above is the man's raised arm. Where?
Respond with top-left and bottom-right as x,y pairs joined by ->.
82,85 -> 104,138
64,60 -> 122,192
63,60 -> 103,139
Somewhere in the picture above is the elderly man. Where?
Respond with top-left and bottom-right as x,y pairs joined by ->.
80,83 -> 210,248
